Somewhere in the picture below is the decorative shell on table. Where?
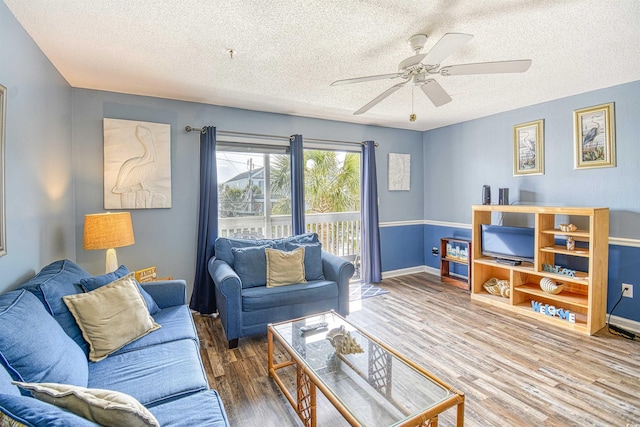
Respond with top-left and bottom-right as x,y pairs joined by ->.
540,277 -> 564,294
559,224 -> 577,232
326,325 -> 363,355
483,278 -> 510,298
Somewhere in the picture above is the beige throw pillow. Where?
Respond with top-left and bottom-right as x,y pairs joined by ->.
266,247 -> 307,287
63,272 -> 160,362
13,381 -> 159,427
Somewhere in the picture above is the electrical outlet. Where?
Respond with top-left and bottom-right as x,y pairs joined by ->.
622,283 -> 633,298
432,247 -> 439,256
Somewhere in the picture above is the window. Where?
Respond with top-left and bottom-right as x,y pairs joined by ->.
217,144 -> 291,239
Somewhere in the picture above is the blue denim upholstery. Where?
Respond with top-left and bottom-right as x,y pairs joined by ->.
88,339 -> 208,406
0,290 -> 89,390
284,241 -> 325,280
210,234 -> 354,347
0,366 -> 19,396
111,305 -> 198,355
19,259 -> 92,353
148,390 -> 230,427
0,393 -> 101,426
0,260 -> 229,426
18,259 -> 92,311
242,280 -> 337,311
214,232 -> 319,267
231,244 -> 272,288
141,279 -> 187,308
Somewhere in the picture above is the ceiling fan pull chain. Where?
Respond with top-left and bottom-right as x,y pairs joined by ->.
410,85 -> 417,122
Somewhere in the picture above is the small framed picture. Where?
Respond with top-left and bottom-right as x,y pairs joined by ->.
574,102 -> 615,169
513,119 -> 544,176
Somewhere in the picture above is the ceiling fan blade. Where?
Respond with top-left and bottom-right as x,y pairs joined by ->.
440,59 -> 532,76
420,79 -> 452,107
354,81 -> 407,115
331,72 -> 404,86
421,33 -> 474,66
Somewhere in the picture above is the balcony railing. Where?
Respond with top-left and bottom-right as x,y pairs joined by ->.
218,211 -> 361,259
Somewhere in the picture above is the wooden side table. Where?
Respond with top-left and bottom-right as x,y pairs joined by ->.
440,238 -> 471,290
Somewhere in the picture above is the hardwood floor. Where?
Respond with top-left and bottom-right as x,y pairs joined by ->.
194,273 -> 640,426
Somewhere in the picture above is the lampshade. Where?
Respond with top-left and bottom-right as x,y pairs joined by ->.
83,212 -> 135,250
84,212 -> 135,273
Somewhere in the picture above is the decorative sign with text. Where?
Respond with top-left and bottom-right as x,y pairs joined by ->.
531,300 -> 576,323
542,264 -> 576,277
135,266 -> 157,283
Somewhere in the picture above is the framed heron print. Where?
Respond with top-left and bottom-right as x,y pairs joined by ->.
513,119 -> 544,176
574,103 -> 615,169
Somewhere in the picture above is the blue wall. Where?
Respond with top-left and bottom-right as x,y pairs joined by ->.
419,81 -> 640,323
607,244 -> 640,321
379,224 -> 425,272
71,90 -> 425,285
423,81 -> 640,237
0,2 -> 75,293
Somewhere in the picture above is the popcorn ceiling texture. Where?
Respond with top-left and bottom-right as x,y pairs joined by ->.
4,0 -> 640,131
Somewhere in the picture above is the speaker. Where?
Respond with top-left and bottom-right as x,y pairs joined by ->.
482,185 -> 491,205
499,188 -> 509,205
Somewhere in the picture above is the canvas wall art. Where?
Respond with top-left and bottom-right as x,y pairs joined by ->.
388,153 -> 411,191
103,118 -> 171,209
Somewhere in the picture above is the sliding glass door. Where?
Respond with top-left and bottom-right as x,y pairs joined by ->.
216,143 -> 362,278
303,148 -> 361,278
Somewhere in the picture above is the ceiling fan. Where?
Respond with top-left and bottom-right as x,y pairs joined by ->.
331,33 -> 532,116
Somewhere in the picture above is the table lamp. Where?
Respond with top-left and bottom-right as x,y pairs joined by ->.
83,212 -> 135,273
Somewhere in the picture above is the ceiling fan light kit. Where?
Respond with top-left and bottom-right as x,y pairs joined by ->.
331,32 -> 532,117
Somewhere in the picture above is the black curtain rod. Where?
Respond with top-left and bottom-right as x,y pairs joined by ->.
184,126 -> 378,147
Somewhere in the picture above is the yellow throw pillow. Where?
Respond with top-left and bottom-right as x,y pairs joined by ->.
13,381 -> 159,427
63,272 -> 160,362
266,247 -> 307,287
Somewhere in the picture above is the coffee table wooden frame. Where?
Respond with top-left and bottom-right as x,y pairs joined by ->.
268,311 -> 465,427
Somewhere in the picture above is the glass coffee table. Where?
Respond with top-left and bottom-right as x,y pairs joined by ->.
268,311 -> 464,427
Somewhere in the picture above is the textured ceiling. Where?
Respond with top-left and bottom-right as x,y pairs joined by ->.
4,0 -> 640,131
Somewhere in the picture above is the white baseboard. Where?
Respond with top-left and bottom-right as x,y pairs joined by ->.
382,265 -> 428,279
608,315 -> 640,334
382,265 -> 463,279
424,265 -> 440,277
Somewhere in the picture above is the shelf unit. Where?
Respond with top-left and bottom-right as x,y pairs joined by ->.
440,237 -> 471,290
471,205 -> 609,335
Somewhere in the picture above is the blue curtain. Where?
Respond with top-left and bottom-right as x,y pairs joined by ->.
290,134 -> 305,235
361,141 -> 382,284
189,126 -> 218,314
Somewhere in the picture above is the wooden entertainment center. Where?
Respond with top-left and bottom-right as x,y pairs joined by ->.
471,205 -> 609,335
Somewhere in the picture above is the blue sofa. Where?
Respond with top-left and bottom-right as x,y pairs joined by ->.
0,259 -> 229,426
209,233 -> 355,348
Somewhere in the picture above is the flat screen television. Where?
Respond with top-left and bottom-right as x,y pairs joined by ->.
481,224 -> 535,265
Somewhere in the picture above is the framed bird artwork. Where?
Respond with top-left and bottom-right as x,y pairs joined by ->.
573,103 -> 616,169
103,119 -> 171,209
513,119 -> 544,176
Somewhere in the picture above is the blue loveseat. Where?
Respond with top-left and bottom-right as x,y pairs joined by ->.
0,259 -> 229,426
208,233 -> 355,348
